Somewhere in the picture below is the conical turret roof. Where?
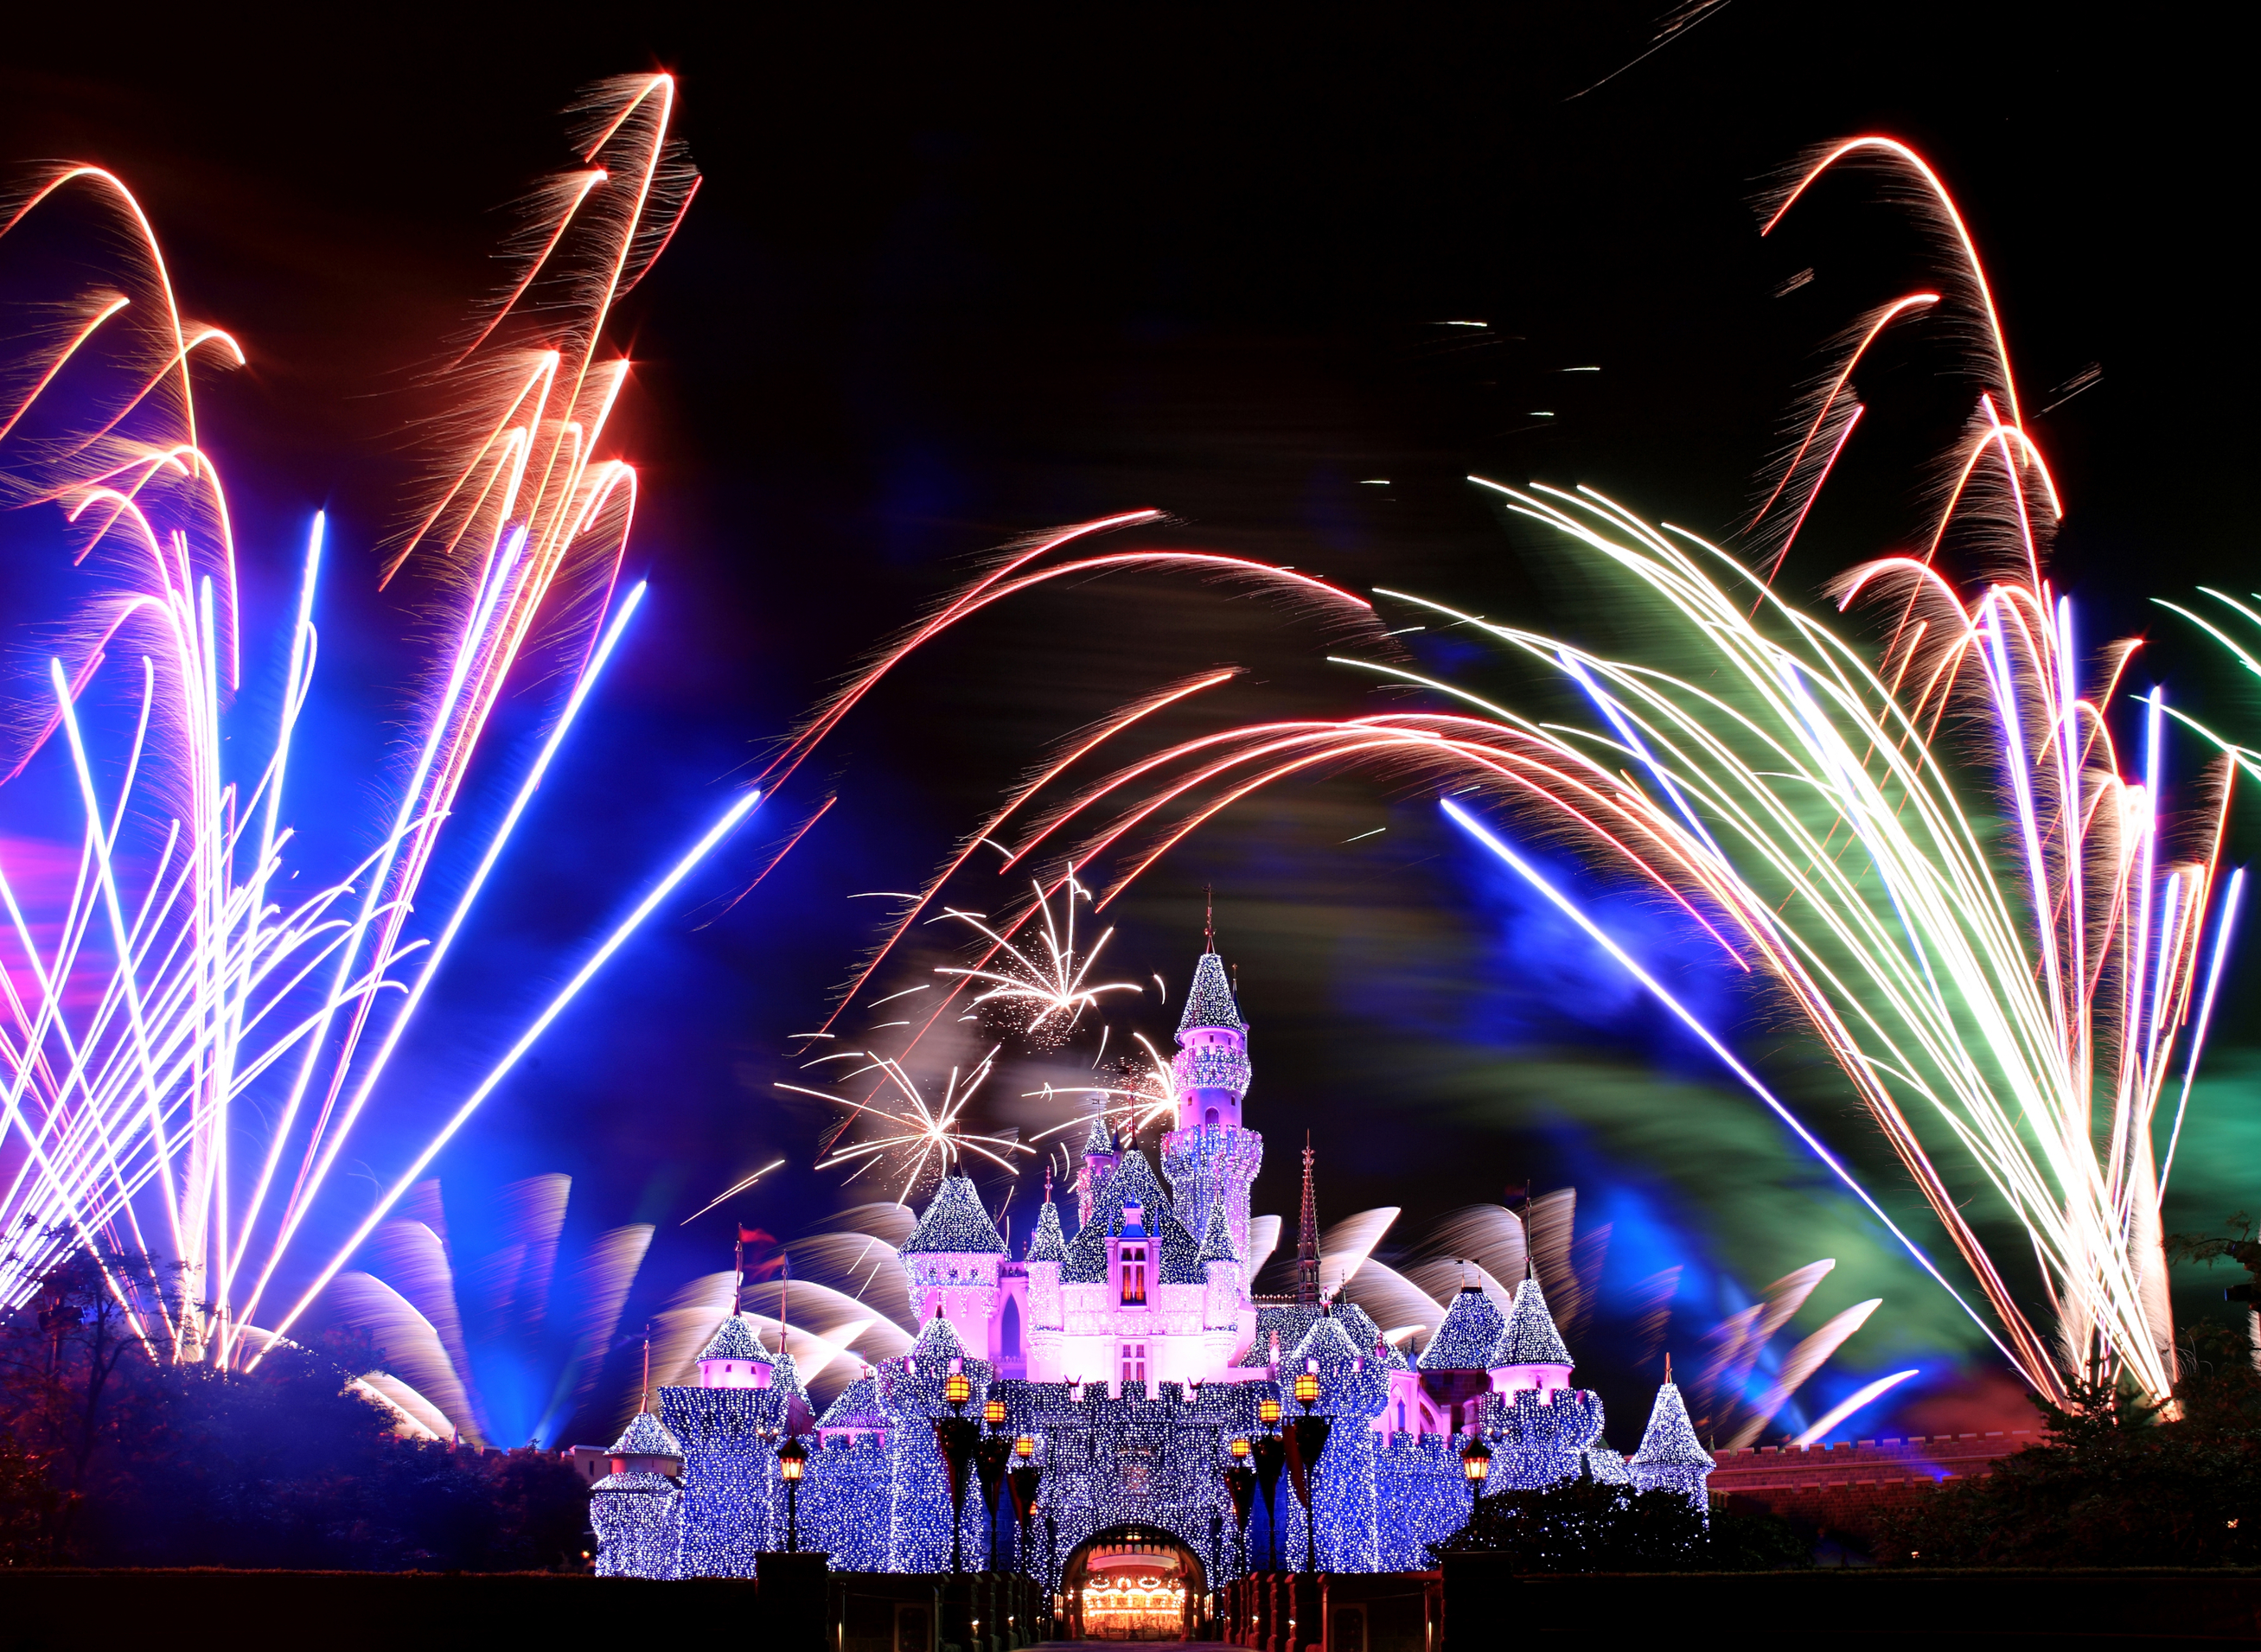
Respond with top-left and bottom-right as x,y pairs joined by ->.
1332,1299 -> 1408,1371
1495,1275 -> 1574,1368
769,1343 -> 808,1403
1198,1195 -> 1239,1265
817,1369 -> 886,1431
1290,1311 -> 1365,1375
1027,1197 -> 1069,1263
1082,1111 -> 1116,1155
910,1305 -> 972,1365
610,1410 -> 682,1458
697,1313 -> 770,1363
1419,1284 -> 1508,1372
901,1174 -> 1007,1256
1176,950 -> 1246,1036
1631,1381 -> 1711,1468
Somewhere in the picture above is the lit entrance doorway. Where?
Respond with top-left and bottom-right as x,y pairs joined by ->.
1061,1523 -> 1205,1641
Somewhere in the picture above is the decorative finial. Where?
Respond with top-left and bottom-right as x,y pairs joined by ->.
640,1321 -> 653,1413
1664,1351 -> 1674,1384
1204,883 -> 1216,953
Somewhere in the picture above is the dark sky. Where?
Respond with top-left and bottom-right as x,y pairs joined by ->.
1,9 -> 2248,1442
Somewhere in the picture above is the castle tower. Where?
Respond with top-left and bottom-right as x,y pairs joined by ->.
900,1174 -> 1006,1356
589,1409 -> 686,1579
1159,938 -> 1263,1267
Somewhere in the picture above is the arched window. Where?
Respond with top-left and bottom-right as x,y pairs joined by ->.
1204,1107 -> 1219,1126
1000,1294 -> 1022,1359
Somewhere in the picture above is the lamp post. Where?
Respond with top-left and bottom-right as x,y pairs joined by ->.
1252,1397 -> 1287,1572
934,1363 -> 980,1576
776,1434 -> 808,1553
975,1397 -> 1013,1573
1223,1437 -> 1256,1579
1008,1434 -> 1043,1583
1459,1434 -> 1492,1521
1285,1363 -> 1331,1578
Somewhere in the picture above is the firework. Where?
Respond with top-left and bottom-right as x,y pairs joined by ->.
789,1049 -> 1032,1203
936,870 -> 1140,1044
0,77 -> 748,1366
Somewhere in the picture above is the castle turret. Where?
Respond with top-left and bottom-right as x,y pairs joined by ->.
695,1313 -> 773,1390
1490,1273 -> 1574,1399
1628,1362 -> 1714,1511
901,1174 -> 1006,1356
1172,950 -> 1251,1128
1408,1282 -> 1507,1438
589,1409 -> 685,1579
1076,1107 -> 1118,1232
1020,1185 -> 1069,1368
766,1342 -> 815,1435
1198,1194 -> 1242,1331
1159,934 -> 1263,1270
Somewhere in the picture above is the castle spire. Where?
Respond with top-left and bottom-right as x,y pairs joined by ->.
1294,1134 -> 1322,1307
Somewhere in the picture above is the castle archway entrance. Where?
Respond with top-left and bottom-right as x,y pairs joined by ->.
1061,1523 -> 1205,1641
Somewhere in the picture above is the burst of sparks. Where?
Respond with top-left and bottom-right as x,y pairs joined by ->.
1026,1032 -> 1181,1144
789,1049 -> 1032,1204
934,871 -> 1139,1044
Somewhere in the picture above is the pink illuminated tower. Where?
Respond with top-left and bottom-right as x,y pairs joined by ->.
1160,922 -> 1263,1269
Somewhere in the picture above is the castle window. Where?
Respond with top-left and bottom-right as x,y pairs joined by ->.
1120,1342 -> 1146,1387
1204,1107 -> 1219,1126
1000,1295 -> 1021,1358
1120,1244 -> 1147,1305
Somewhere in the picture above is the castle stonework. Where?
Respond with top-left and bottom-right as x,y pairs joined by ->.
589,941 -> 1709,1579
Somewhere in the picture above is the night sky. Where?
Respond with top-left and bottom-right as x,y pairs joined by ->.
0,10 -> 2247,1445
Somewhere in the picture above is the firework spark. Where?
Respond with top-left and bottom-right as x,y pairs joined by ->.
789,1049 -> 1032,1203
1026,1031 -> 1182,1146
936,870 -> 1138,1044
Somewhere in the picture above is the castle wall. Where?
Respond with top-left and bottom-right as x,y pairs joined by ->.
798,1433 -> 894,1570
589,1472 -> 682,1579
661,1385 -> 787,1576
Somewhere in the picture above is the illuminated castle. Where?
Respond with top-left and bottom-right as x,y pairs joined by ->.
588,940 -> 1711,1585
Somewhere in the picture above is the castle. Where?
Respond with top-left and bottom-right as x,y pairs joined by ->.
588,941 -> 1712,1590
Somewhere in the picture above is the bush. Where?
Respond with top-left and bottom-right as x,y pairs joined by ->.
1875,1340 -> 2261,1569
1,1252 -> 590,1569
1427,1472 -> 1812,1572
